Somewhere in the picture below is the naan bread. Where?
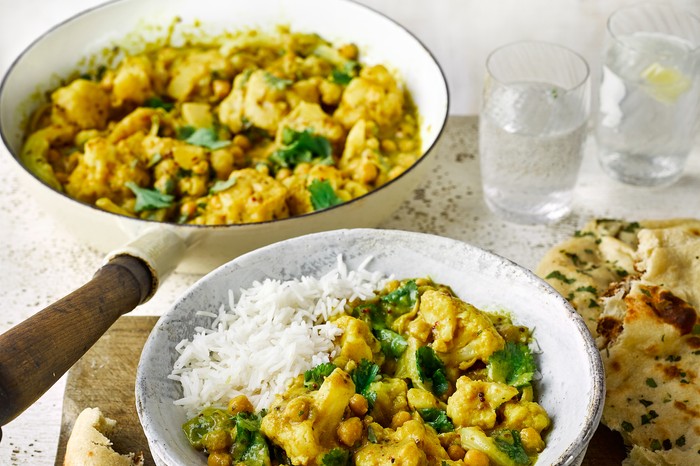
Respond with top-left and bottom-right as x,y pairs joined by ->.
537,219 -> 700,465
64,407 -> 144,466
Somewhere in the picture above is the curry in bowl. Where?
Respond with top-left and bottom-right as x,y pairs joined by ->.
20,26 -> 421,225
172,268 -> 550,466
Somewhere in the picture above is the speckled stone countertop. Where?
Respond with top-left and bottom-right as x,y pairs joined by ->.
0,116 -> 698,463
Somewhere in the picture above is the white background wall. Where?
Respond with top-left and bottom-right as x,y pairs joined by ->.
1,0 -> 699,115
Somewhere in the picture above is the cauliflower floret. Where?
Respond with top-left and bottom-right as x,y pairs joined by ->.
332,315 -> 383,370
339,119 -> 380,185
242,69 -> 290,133
446,376 -> 518,430
66,136 -> 149,205
51,79 -> 111,130
261,369 -> 355,465
276,101 -> 345,149
166,49 -> 232,101
355,420 -> 448,465
411,289 -> 505,369
192,167 -> 289,224
498,400 -> 550,433
334,64 -> 404,130
107,107 -> 159,143
283,164 -> 350,216
111,56 -> 154,106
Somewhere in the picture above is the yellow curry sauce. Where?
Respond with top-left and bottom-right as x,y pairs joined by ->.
20,27 -> 421,225
183,279 -> 550,466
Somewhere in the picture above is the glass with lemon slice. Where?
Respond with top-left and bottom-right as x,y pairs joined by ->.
595,3 -> 700,186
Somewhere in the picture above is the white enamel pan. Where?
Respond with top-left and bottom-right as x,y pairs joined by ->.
0,0 -> 449,432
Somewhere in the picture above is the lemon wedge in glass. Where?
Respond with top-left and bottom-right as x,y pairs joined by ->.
640,62 -> 692,103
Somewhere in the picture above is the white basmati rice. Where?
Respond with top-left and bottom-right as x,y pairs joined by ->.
169,256 -> 389,417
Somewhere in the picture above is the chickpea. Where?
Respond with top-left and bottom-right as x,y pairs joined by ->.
447,444 -> 466,461
203,430 -> 231,451
212,79 -> 231,100
233,134 -> 252,150
348,394 -> 369,416
207,451 -> 232,466
380,139 -> 397,153
227,394 -> 254,416
337,417 -> 363,446
390,410 -> 412,429
210,149 -> 235,181
398,139 -> 416,152
338,43 -> 359,60
520,427 -> 545,454
464,449 -> 490,466
366,137 -> 379,151
284,397 -> 311,422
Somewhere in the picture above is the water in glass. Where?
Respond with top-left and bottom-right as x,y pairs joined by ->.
596,31 -> 700,186
480,81 -> 588,224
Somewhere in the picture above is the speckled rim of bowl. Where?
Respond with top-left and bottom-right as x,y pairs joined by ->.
136,228 -> 605,466
0,0 -> 450,231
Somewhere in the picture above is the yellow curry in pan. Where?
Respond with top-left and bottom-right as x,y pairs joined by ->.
20,27 -> 422,225
184,279 -> 550,466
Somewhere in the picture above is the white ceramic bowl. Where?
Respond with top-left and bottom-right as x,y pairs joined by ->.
136,228 -> 604,466
0,0 -> 449,275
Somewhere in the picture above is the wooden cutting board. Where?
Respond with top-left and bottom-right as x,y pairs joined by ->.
54,316 -> 627,465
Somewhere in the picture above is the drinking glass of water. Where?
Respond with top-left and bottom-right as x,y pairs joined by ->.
479,41 -> 590,225
595,3 -> 700,187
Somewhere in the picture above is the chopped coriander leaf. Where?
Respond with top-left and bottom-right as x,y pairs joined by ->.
270,128 -> 333,170
144,96 -> 174,111
675,435 -> 686,447
588,299 -> 600,308
417,408 -> 454,433
125,181 -> 174,212
304,362 -> 336,390
180,127 -> 231,150
416,346 -> 449,396
487,341 -> 536,388
493,430 -> 530,465
639,399 -> 653,408
375,328 -> 408,358
545,270 -> 576,284
308,179 -> 342,210
621,421 -> 634,432
575,285 -> 598,295
351,359 -> 380,406
646,378 -> 658,388
330,62 -> 359,85
176,125 -> 196,140
210,177 -> 237,194
147,152 -> 163,168
641,410 -> 658,425
622,221 -> 641,233
367,426 -> 378,443
574,230 -> 595,238
331,69 -> 354,85
563,251 -> 586,267
264,71 -> 293,90
381,280 -> 418,314
321,448 -> 349,466
650,439 -> 662,451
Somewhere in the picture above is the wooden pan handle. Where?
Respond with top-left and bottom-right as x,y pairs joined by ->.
0,254 -> 154,428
